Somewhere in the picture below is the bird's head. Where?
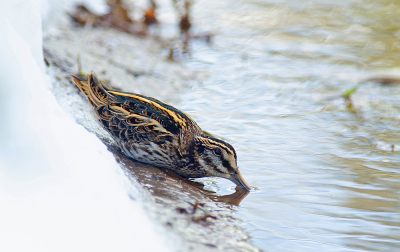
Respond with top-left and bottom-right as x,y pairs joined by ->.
192,135 -> 251,190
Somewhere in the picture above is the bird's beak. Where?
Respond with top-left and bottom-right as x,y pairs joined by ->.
229,170 -> 251,191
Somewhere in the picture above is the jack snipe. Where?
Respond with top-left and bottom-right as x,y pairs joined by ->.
71,72 -> 250,190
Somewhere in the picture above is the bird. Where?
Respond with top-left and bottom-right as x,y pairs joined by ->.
71,72 -> 251,190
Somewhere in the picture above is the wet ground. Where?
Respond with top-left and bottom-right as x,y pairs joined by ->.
45,0 -> 400,251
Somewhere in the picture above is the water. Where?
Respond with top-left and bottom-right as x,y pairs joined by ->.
174,0 -> 400,251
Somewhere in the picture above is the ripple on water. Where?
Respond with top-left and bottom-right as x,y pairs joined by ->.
181,0 -> 400,251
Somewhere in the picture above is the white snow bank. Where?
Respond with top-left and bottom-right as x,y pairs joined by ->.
0,1 -> 170,251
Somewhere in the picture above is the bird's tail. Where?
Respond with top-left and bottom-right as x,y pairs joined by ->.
71,71 -> 116,109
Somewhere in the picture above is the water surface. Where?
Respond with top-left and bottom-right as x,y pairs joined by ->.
175,0 -> 400,251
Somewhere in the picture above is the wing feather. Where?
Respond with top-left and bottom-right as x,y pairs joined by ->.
96,101 -> 173,144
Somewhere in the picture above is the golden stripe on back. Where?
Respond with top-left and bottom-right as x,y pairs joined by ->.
108,91 -> 185,125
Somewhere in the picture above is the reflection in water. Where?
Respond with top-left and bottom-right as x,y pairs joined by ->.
210,188 -> 250,206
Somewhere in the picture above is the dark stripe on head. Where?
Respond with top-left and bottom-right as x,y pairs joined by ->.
203,156 -> 224,174
222,158 -> 234,172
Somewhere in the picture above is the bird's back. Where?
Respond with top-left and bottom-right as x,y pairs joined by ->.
71,72 -> 202,169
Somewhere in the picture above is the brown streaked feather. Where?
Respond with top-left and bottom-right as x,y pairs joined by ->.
87,72 -> 116,107
71,72 -> 116,109
71,75 -> 91,98
106,90 -> 203,157
72,73 -> 174,144
107,90 -> 202,136
71,72 -> 190,145
99,105 -> 173,144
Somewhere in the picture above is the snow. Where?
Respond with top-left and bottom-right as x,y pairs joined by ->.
0,1 -> 170,251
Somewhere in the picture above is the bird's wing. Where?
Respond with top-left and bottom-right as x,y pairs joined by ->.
105,90 -> 204,156
96,101 -> 174,144
107,90 -> 202,136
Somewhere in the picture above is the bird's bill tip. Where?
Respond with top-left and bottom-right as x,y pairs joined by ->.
229,170 -> 251,191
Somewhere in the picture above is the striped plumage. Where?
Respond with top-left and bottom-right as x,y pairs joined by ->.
71,72 -> 250,190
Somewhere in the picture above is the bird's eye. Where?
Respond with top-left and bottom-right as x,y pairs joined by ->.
214,148 -> 222,155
